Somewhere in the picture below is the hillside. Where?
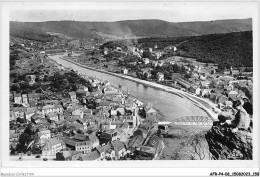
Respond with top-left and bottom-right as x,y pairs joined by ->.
10,18 -> 252,39
172,18 -> 252,35
178,31 -> 253,68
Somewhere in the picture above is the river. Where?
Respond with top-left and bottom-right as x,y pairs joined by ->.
49,54 -> 208,121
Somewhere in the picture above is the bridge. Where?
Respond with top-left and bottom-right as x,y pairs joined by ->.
171,116 -> 214,126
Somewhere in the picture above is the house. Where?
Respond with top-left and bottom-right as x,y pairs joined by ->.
158,61 -> 164,67
164,45 -> 177,52
156,72 -> 164,82
189,86 -> 201,95
129,61 -> 137,66
98,100 -> 112,109
217,95 -> 228,104
208,68 -> 216,75
155,52 -> 162,59
223,70 -> 231,75
10,93 -> 14,102
14,93 -> 22,104
96,144 -> 110,160
151,61 -> 158,67
218,103 -> 225,110
199,73 -> 207,80
82,150 -> 100,161
115,128 -> 128,142
224,101 -> 233,108
28,94 -> 36,107
64,136 -> 92,154
38,130 -> 51,144
112,140 -> 127,159
143,58 -> 150,64
9,133 -> 19,142
121,68 -> 128,75
47,113 -> 59,122
56,150 -> 83,161
22,94 -> 28,104
116,107 -> 125,115
12,107 -> 26,119
241,72 -> 253,77
200,89 -> 211,97
128,134 -> 144,151
141,134 -> 163,159
99,129 -> 118,145
82,107 -> 93,116
25,110 -> 35,121
89,133 -> 100,149
41,104 -> 63,115
29,75 -> 36,85
9,109 -> 16,121
73,133 -> 88,141
26,107 -> 37,113
200,81 -> 211,89
228,90 -> 238,100
145,107 -> 157,119
136,123 -> 151,137
71,107 -> 84,119
43,100 -> 59,106
75,140 -> 92,154
116,47 -> 122,51
103,48 -> 109,55
231,69 -> 240,76
124,113 -> 140,128
42,138 -> 66,156
69,91 -> 77,102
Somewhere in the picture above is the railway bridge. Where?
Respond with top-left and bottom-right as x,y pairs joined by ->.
171,116 -> 214,126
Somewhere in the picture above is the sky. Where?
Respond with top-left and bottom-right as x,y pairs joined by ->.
9,2 -> 255,22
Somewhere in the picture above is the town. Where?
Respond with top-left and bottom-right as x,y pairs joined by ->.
9,27 -> 253,161
9,36 -> 167,161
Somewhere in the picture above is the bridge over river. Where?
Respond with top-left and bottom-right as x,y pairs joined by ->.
171,116 -> 214,126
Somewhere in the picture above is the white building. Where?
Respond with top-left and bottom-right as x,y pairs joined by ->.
42,138 -> 66,156
42,105 -> 63,115
143,58 -> 150,65
156,72 -> 164,81
121,68 -> 128,75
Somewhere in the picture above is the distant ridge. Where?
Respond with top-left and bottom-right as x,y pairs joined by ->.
10,18 -> 252,39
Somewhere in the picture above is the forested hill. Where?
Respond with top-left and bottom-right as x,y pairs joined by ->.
178,31 -> 253,68
10,18 -> 252,39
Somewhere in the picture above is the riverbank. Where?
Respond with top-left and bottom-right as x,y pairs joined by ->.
52,55 -> 218,120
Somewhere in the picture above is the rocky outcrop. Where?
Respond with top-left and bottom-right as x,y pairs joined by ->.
205,123 -> 252,160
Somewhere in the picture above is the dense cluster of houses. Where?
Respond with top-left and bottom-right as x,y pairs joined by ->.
72,41 -> 253,117
100,42 -> 253,116
9,65 -> 163,161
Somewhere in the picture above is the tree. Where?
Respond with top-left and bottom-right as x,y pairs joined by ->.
17,133 -> 31,153
10,84 -> 21,92
143,73 -> 148,80
24,126 -> 34,136
31,144 -> 42,154
10,146 -> 16,155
